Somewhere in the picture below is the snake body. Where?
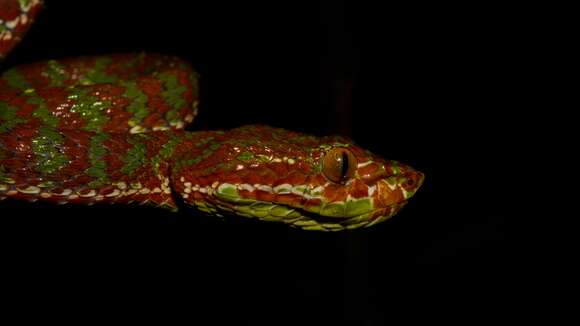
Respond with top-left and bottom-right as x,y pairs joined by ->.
0,0 -> 423,231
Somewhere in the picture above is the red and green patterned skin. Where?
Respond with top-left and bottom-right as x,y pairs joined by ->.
0,0 -> 424,231
0,0 -> 42,59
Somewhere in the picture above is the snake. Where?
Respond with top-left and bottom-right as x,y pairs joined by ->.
0,0 -> 423,231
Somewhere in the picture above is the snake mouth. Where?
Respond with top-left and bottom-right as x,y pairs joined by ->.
182,173 -> 422,231
193,195 -> 407,231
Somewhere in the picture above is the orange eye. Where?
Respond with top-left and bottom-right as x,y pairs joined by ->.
322,148 -> 357,184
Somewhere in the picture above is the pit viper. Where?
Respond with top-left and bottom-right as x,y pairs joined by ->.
0,0 -> 424,231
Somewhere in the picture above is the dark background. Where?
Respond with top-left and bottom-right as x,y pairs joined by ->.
1,0 -> 554,323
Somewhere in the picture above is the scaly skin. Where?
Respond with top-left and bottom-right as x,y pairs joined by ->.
0,0 -> 424,231
0,0 -> 42,59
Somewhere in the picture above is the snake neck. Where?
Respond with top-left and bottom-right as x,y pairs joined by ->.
0,128 -> 194,209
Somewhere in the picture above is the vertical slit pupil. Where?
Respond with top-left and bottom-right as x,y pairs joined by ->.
341,152 -> 349,179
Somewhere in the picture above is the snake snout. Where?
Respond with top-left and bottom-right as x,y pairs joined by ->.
375,169 -> 425,207
402,170 -> 425,195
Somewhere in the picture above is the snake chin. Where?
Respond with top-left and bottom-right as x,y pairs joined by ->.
282,206 -> 406,232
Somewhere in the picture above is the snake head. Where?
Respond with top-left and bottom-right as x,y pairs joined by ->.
172,125 -> 424,231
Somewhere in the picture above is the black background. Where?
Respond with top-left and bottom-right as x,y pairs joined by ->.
1,0 -> 555,323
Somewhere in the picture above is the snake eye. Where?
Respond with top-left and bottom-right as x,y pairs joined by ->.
322,148 -> 357,184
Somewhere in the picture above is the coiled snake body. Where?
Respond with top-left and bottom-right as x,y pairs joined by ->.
0,0 -> 423,231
